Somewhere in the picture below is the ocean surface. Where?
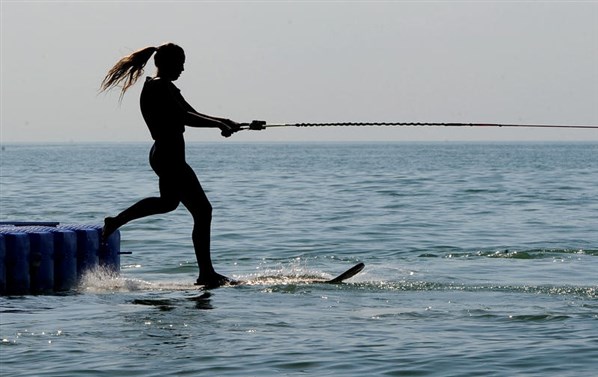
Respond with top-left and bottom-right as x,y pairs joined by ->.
1,142 -> 597,376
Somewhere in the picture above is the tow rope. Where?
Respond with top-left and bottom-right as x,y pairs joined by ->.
239,121 -> 598,131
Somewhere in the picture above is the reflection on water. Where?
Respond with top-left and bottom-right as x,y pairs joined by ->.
131,292 -> 213,311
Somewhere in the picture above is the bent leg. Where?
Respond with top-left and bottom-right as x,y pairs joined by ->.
103,177 -> 180,240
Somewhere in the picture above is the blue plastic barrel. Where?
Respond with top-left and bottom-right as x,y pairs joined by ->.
58,225 -> 100,278
0,235 -> 6,294
52,229 -> 78,292
99,227 -> 121,272
1,231 -> 31,295
28,230 -> 54,294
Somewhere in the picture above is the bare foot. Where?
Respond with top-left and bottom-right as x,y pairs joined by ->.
195,272 -> 238,289
102,216 -> 119,243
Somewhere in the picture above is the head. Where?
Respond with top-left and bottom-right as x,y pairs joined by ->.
100,43 -> 185,100
154,43 -> 185,81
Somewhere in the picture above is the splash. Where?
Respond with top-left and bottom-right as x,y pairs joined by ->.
77,267 -> 221,293
234,261 -> 331,286
78,267 -> 157,293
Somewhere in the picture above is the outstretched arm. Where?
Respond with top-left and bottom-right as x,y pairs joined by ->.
178,94 -> 240,136
184,111 -> 240,137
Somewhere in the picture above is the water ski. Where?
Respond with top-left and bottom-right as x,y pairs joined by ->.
185,263 -> 363,302
322,262 -> 365,284
192,262 -> 365,290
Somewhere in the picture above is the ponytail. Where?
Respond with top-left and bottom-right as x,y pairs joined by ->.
100,46 -> 157,100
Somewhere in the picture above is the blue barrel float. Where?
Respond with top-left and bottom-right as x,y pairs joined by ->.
0,222 -> 121,295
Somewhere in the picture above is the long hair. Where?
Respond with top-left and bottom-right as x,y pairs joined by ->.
100,46 -> 157,100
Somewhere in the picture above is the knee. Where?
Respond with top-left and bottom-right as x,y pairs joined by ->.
191,202 -> 212,222
202,202 -> 213,219
160,197 -> 180,213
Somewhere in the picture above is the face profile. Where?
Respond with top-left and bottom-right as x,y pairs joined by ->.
154,43 -> 185,81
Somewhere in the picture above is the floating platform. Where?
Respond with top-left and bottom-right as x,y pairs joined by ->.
0,222 -> 120,295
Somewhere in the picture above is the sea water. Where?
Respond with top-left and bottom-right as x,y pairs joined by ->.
1,142 -> 597,376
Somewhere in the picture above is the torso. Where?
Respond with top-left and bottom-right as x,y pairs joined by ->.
140,77 -> 187,141
140,77 -> 187,164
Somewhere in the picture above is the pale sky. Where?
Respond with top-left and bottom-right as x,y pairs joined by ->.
1,0 -> 597,143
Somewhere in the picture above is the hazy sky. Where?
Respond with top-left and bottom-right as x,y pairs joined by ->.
2,1 -> 597,142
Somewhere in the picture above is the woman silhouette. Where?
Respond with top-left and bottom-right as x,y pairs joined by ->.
100,43 -> 240,288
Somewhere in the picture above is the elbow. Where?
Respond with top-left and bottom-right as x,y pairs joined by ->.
185,111 -> 207,128
185,111 -> 221,128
